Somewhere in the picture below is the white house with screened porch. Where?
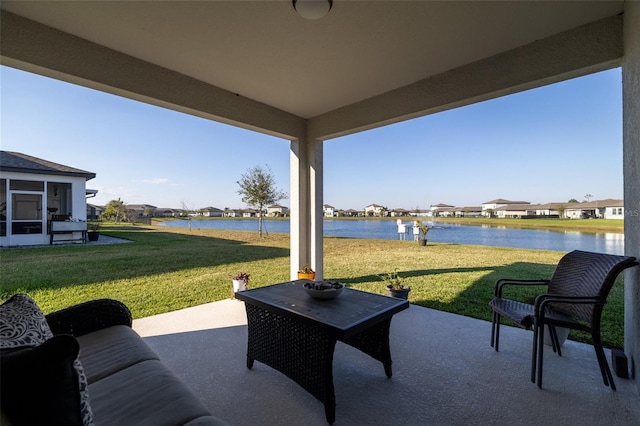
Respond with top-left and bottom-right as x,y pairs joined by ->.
0,151 -> 96,247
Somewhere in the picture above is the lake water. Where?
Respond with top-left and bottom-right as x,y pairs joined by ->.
158,219 -> 625,255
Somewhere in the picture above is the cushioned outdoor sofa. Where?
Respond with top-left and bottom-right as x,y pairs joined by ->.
1,294 -> 228,426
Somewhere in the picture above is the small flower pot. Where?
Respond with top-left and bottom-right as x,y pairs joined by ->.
87,231 -> 100,242
418,239 -> 427,246
386,285 -> 411,300
232,279 -> 247,293
298,272 -> 316,280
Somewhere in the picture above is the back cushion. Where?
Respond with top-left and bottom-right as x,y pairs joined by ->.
0,294 -> 94,425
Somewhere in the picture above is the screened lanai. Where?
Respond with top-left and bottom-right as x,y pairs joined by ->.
1,0 -> 638,393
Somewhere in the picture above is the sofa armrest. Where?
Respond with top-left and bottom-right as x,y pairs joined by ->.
46,299 -> 132,337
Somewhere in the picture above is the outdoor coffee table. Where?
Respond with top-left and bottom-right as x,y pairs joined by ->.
235,280 -> 409,424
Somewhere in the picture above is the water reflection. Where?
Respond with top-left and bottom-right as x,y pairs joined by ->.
158,219 -> 624,254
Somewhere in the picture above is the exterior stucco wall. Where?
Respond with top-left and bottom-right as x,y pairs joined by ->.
623,0 -> 640,387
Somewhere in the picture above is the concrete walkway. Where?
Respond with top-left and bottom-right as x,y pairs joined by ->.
133,299 -> 639,426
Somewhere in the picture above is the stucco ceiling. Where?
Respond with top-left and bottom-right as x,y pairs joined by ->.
0,1 -> 624,119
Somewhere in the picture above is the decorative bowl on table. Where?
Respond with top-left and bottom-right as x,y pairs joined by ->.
303,281 -> 344,300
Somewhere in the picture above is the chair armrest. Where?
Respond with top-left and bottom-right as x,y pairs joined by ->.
46,299 -> 132,337
494,278 -> 549,297
534,294 -> 604,317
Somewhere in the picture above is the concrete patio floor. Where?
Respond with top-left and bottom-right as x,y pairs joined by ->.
133,299 -> 639,426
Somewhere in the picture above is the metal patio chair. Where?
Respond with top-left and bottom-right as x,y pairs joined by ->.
489,250 -> 638,390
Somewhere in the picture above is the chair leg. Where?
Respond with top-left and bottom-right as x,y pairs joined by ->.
592,331 -> 616,390
536,321 -> 545,388
531,320 -> 539,384
491,312 -> 500,351
548,325 -> 562,357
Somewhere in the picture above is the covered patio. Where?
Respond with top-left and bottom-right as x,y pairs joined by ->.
2,0 -> 639,409
133,298 -> 640,425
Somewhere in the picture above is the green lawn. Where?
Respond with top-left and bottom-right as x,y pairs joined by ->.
0,224 -> 627,349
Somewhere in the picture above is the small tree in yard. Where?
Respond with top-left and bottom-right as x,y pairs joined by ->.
102,198 -> 127,222
557,204 -> 567,218
237,165 -> 287,237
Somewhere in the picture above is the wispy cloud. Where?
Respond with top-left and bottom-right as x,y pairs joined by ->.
142,178 -> 169,184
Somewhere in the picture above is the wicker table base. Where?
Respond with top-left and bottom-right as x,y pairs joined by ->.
238,282 -> 408,424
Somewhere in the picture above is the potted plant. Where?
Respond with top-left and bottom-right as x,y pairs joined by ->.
87,221 -> 101,242
381,270 -> 410,299
417,222 -> 430,246
297,264 -> 315,280
232,272 -> 250,294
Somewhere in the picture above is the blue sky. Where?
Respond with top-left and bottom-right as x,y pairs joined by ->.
1,65 -> 623,211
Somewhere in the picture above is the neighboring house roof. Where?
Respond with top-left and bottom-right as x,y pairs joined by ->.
599,199 -> 624,207
87,203 -> 104,211
431,203 -> 454,208
365,204 -> 384,209
127,204 -> 157,210
453,206 -> 482,212
323,204 -> 335,209
565,199 -> 624,209
494,204 -> 533,211
528,203 -> 565,210
482,199 -> 530,205
0,150 -> 96,180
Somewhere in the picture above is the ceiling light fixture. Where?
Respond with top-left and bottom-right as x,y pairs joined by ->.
293,0 -> 333,20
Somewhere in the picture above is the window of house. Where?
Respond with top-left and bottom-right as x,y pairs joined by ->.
47,182 -> 72,219
11,193 -> 43,234
9,180 -> 44,191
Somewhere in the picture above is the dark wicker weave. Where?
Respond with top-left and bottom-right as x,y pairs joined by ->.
244,304 -> 395,424
489,250 -> 638,390
45,299 -> 132,337
245,304 -> 336,407
238,282 -> 407,424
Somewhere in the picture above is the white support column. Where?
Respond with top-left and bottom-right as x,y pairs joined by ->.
623,0 -> 640,384
310,140 -> 324,280
289,137 -> 324,281
290,139 -> 310,280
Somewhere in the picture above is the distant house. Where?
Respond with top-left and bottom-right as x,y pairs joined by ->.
323,204 -> 336,217
529,203 -> 563,217
0,151 -> 96,246
243,208 -> 259,217
344,208 -> 360,217
364,204 -> 385,216
86,203 -> 104,220
409,209 -> 430,217
267,205 -> 289,217
429,203 -> 454,217
126,204 -> 157,217
493,204 -> 534,218
481,199 -> 530,217
437,207 -> 456,217
156,208 -> 180,217
200,206 -> 224,217
451,206 -> 482,217
223,209 -> 244,217
603,200 -> 625,219
390,208 -> 410,217
564,199 -> 624,219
